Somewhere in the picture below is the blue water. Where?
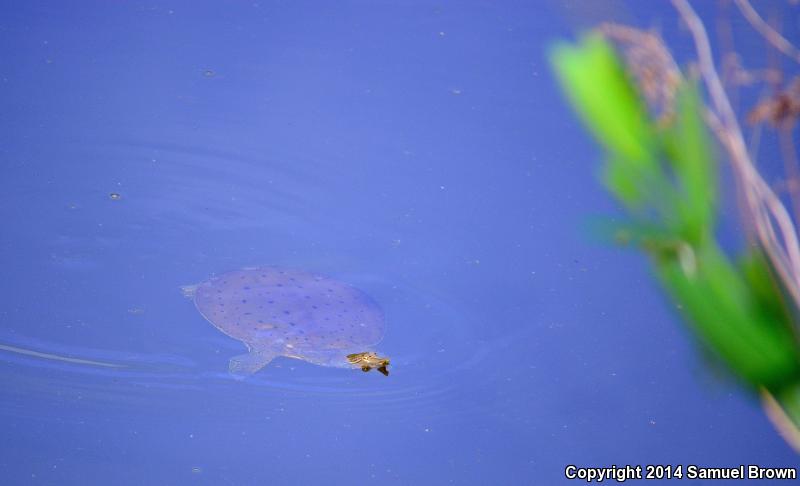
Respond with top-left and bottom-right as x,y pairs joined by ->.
1,1 -> 796,485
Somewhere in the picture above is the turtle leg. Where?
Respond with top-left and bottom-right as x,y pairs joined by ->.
228,350 -> 276,377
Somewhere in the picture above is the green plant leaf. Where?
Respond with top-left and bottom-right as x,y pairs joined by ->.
661,83 -> 716,245
550,35 -> 656,174
657,244 -> 800,389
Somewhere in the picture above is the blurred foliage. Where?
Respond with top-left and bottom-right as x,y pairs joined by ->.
550,35 -> 800,430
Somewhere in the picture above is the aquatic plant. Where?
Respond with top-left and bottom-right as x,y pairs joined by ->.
550,0 -> 800,450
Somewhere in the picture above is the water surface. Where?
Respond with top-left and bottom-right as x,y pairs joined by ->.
0,1 -> 794,484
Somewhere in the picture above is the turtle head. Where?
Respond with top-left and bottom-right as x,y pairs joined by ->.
346,352 -> 390,376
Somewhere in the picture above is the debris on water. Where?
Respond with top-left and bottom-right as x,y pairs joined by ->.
109,193 -> 121,201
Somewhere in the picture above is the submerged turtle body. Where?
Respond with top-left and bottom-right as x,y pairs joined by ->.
183,266 -> 389,376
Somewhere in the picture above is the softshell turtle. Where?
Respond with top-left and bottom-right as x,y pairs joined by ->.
182,266 -> 390,376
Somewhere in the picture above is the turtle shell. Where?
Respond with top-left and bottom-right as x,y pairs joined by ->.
184,266 -> 386,375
